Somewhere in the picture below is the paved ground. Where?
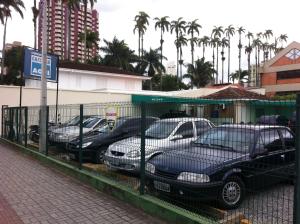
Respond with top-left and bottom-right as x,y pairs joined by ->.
0,143 -> 166,224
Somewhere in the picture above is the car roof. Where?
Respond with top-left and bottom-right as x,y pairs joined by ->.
220,124 -> 289,131
117,116 -> 159,120
159,117 -> 210,122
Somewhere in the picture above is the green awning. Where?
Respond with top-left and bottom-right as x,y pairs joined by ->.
132,94 -> 234,105
247,100 -> 296,107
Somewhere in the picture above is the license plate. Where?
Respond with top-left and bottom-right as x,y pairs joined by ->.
153,181 -> 170,192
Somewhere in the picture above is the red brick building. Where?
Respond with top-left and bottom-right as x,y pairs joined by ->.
260,41 -> 300,97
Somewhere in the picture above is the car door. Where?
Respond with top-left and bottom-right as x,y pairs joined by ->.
169,121 -> 195,149
194,120 -> 212,137
278,128 -> 295,180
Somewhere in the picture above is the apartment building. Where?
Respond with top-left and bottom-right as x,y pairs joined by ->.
38,0 -> 99,62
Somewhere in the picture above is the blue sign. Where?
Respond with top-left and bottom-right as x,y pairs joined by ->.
23,48 -> 58,82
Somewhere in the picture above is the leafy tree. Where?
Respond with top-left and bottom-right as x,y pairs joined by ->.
100,37 -> 138,71
134,11 -> 150,59
154,16 -> 170,65
1,0 -> 25,80
1,46 -> 23,85
149,74 -> 187,91
78,30 -> 99,60
224,25 -> 235,82
175,33 -> 188,78
230,70 -> 249,83
187,19 -> 201,65
171,17 -> 186,78
32,0 -> 39,49
183,58 -> 215,88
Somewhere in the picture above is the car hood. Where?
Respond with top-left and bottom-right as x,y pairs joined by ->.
52,126 -> 92,135
149,146 -> 247,175
108,136 -> 191,154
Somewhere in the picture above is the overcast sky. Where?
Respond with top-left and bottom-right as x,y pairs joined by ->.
1,0 -> 300,76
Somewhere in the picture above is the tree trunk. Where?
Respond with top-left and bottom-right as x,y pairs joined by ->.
33,0 -> 37,49
227,37 -> 230,83
216,45 -> 219,84
83,3 -> 87,63
221,48 -> 224,83
160,29 -> 163,91
212,47 -> 215,82
176,32 -> 179,79
238,35 -> 242,83
202,45 -> 205,59
191,31 -> 194,65
141,33 -> 144,59
1,16 -> 8,81
138,31 -> 141,59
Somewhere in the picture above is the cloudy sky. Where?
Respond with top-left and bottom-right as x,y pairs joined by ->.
1,0 -> 300,77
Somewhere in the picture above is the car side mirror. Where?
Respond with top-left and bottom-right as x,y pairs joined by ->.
170,134 -> 183,141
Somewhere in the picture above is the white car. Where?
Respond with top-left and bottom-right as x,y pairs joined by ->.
49,116 -> 107,144
104,117 -> 214,173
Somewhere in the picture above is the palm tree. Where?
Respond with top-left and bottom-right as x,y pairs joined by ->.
136,48 -> 166,77
32,0 -> 39,49
82,0 -> 97,63
224,25 -> 235,82
220,37 -> 229,83
275,34 -> 288,53
175,33 -> 188,79
262,42 -> 269,62
211,26 -> 223,83
245,32 -> 253,48
209,37 -> 218,77
245,45 -> 252,78
237,26 -> 245,81
63,0 -> 80,60
230,70 -> 249,83
134,11 -> 150,59
78,30 -> 99,60
1,0 -> 25,80
183,58 -> 215,88
171,17 -> 186,78
100,37 -> 138,71
252,38 -> 262,86
187,19 -> 202,65
198,36 -> 210,59
154,16 -> 170,65
263,29 -> 273,61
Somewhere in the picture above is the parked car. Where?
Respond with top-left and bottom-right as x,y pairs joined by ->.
257,115 -> 289,126
49,115 -> 107,145
145,124 -> 295,209
66,116 -> 159,163
29,121 -> 59,143
104,118 -> 214,173
160,110 -> 191,119
288,111 -> 296,133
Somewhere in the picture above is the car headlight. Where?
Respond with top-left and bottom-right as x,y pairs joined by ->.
146,163 -> 155,174
82,142 -> 92,148
127,150 -> 141,158
177,172 -> 210,183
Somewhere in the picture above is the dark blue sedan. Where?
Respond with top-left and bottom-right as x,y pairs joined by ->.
145,124 -> 295,209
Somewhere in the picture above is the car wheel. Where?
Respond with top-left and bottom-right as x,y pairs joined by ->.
218,176 -> 245,209
94,147 -> 107,164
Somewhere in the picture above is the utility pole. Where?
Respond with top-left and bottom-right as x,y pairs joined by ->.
39,0 -> 48,153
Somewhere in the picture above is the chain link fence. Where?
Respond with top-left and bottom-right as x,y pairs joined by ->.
1,97 -> 299,224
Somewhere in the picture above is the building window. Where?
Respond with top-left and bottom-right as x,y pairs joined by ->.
277,70 -> 300,80
285,49 -> 300,60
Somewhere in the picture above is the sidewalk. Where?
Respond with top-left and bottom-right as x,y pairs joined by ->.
0,143 -> 166,224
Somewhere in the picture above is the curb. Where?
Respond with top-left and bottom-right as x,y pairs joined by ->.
0,138 -> 217,224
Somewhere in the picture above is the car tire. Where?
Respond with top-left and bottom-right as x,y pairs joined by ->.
94,147 -> 107,164
218,176 -> 245,209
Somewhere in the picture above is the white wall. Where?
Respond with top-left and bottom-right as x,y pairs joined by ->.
25,68 -> 146,91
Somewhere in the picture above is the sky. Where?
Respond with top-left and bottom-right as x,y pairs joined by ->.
1,0 -> 300,78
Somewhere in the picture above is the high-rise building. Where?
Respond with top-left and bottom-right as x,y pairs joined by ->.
38,0 -> 99,62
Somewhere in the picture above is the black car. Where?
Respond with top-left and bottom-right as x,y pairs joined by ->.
67,116 -> 159,163
257,115 -> 289,126
145,124 -> 295,209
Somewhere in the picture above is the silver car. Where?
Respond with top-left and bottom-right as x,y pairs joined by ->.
49,116 -> 107,144
104,117 -> 214,173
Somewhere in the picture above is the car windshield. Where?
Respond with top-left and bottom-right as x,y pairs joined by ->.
194,127 -> 255,153
82,117 -> 101,128
66,116 -> 80,126
145,121 -> 179,139
114,117 -> 128,129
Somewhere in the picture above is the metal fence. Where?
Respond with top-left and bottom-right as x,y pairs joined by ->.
1,97 -> 299,224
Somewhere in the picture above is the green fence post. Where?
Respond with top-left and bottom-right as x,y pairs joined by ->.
45,106 -> 49,156
1,105 -> 4,138
294,94 -> 300,224
140,102 -> 146,195
79,104 -> 83,170
24,107 -> 28,147
16,108 -> 19,143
